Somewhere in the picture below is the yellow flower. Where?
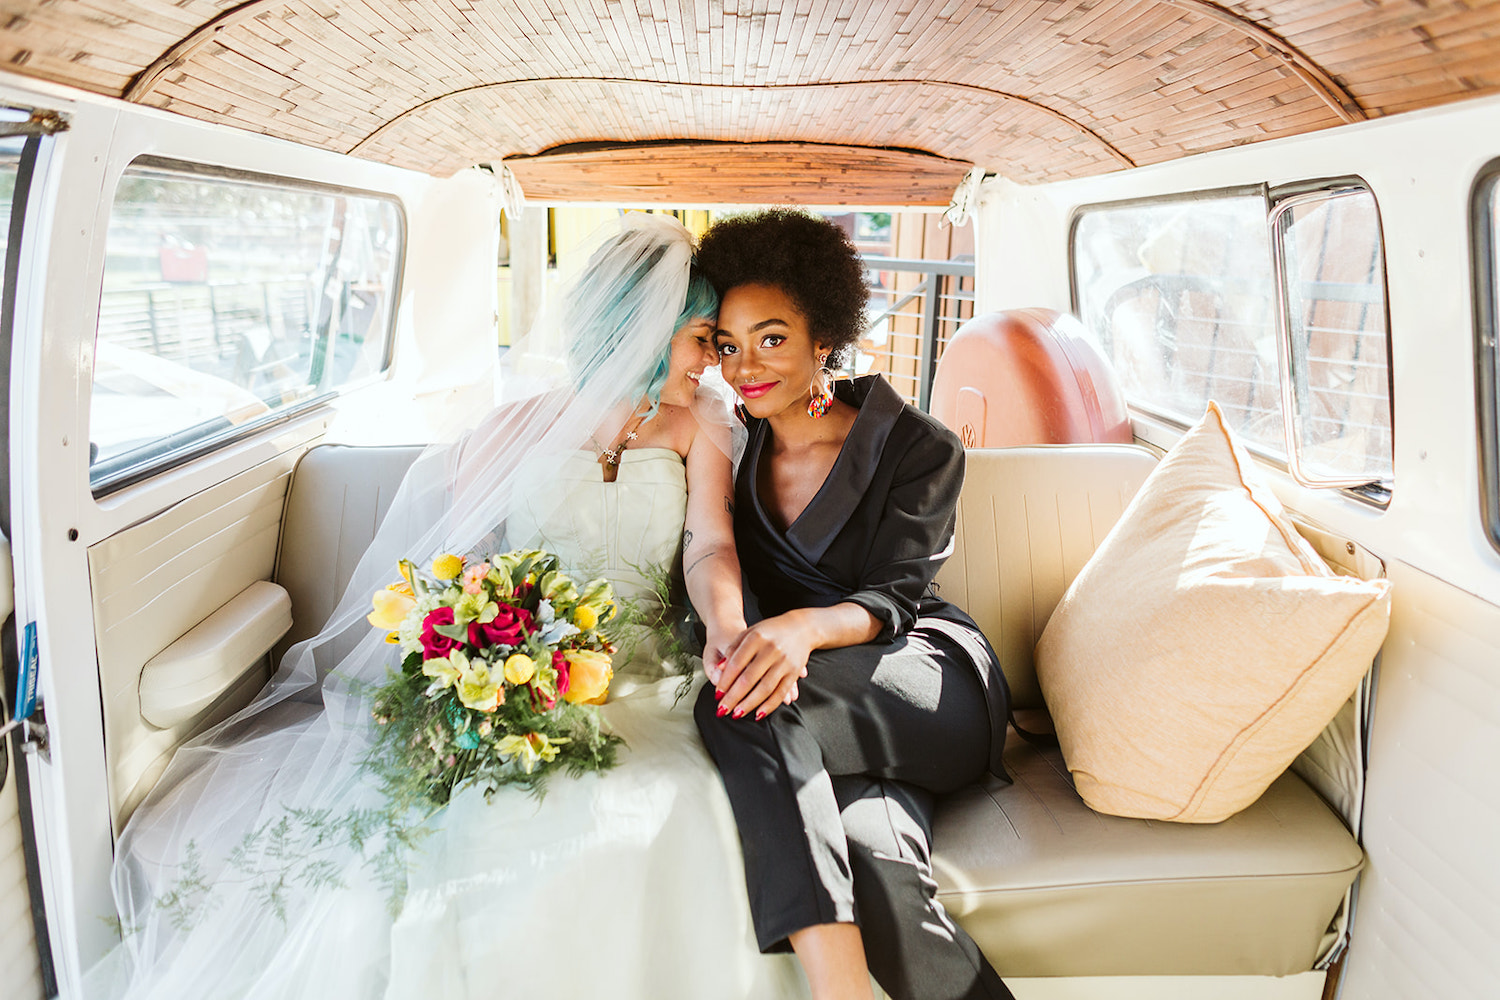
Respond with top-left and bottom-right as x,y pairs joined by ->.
573,604 -> 598,631
576,578 -> 618,625
422,650 -> 465,690
368,586 -> 417,630
502,653 -> 536,686
497,731 -> 567,774
563,649 -> 613,705
431,554 -> 464,581
457,660 -> 504,713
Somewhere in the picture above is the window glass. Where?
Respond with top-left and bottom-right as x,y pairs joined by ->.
1273,187 -> 1392,485
90,162 -> 402,491
1073,193 -> 1283,453
0,134 -> 23,255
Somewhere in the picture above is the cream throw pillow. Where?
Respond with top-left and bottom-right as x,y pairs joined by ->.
1035,403 -> 1392,823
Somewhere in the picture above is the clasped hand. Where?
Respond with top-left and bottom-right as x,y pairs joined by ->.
705,613 -> 812,721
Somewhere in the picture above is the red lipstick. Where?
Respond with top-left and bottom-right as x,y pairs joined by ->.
738,381 -> 776,399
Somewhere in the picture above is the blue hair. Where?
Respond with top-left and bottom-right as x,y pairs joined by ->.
640,267 -> 720,409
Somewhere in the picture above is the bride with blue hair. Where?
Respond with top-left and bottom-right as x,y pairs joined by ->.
89,213 -> 808,999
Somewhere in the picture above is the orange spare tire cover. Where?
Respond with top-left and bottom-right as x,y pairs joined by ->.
930,308 -> 1131,448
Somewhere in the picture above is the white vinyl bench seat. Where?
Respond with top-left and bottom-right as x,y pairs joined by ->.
930,445 -> 1366,979
275,441 -> 1366,982
935,736 -> 1363,977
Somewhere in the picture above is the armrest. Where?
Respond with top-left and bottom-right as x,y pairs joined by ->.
139,580 -> 291,729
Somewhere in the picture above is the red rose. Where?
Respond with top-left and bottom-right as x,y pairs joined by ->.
467,604 -> 534,650
420,607 -> 461,659
552,650 -> 571,695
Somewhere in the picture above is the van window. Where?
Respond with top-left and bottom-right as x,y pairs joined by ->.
1475,161 -> 1500,552
1269,184 -> 1392,488
89,160 -> 403,494
1071,190 -> 1284,454
1073,185 -> 1393,494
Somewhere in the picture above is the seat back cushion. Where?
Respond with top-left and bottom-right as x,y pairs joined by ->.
1034,403 -> 1392,823
274,443 -> 424,661
934,444 -> 1160,710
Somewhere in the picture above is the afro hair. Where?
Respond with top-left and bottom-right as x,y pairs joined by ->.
695,209 -> 869,367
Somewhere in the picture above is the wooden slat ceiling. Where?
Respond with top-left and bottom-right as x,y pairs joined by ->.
0,0 -> 1497,203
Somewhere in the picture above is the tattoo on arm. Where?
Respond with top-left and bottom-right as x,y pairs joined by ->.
724,497 -> 735,515
684,546 -> 718,578
682,528 -> 693,550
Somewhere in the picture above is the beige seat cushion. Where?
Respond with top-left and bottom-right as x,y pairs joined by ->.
934,734 -> 1365,977
1035,403 -> 1392,822
934,444 -> 1161,711
274,443 -> 423,662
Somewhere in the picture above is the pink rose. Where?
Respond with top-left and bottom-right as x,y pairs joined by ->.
467,604 -> 534,650
552,650 -> 571,695
420,607 -> 462,659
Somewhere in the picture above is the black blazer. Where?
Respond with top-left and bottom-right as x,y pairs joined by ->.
735,374 -> 1011,777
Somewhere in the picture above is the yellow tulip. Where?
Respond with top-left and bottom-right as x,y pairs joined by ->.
563,649 -> 613,705
502,653 -> 536,686
431,553 -> 464,581
368,586 -> 417,630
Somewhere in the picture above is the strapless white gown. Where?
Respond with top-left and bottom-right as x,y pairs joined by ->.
385,449 -> 807,998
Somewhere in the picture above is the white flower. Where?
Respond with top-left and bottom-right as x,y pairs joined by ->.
398,593 -> 442,655
539,619 -> 580,645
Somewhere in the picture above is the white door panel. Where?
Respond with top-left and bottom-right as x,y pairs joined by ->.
89,448 -> 302,833
1338,562 -> 1500,999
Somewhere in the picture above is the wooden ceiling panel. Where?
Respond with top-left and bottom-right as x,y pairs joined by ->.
503,143 -> 974,206
0,1 -> 1496,200
351,79 -> 1130,186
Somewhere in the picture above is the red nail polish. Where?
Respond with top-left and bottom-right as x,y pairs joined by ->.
714,688 -> 724,701
717,705 -> 729,718
732,708 -> 745,719
755,710 -> 766,721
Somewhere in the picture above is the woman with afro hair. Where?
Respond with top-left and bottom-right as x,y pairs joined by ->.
694,209 -> 1014,1000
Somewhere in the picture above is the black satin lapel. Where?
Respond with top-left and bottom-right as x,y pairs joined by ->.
739,417 -> 836,591
785,375 -> 904,563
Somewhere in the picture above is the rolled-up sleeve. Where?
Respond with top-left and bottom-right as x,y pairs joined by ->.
843,430 -> 964,642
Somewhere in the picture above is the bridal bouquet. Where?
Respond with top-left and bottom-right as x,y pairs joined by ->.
365,548 -> 624,807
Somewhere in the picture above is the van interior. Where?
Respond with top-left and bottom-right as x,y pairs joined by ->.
1,3 -> 1499,999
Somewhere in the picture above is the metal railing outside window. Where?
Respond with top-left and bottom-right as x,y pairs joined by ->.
857,255 -> 975,411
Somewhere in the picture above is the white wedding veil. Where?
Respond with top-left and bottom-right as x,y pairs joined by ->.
88,212 -> 715,997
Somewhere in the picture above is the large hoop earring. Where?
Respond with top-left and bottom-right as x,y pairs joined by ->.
807,355 -> 834,419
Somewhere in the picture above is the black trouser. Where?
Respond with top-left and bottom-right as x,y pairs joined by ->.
694,630 -> 1014,1000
